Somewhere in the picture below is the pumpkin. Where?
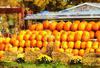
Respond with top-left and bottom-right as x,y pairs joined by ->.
25,40 -> 31,47
31,40 -> 36,47
86,41 -> 93,48
36,34 -> 42,41
72,49 -> 79,56
96,48 -> 100,54
24,34 -> 30,40
0,43 -> 5,50
63,21 -> 72,31
82,31 -> 90,41
67,32 -> 75,41
36,23 -> 43,30
74,31 -> 83,41
42,41 -> 48,47
30,34 -> 36,40
79,49 -> 85,56
19,40 -> 25,47
89,31 -> 94,39
85,23 -> 92,31
13,40 -> 19,47
80,42 -> 86,49
74,41 -> 81,49
17,35 -> 24,41
61,32 -> 68,41
48,35 -> 55,42
49,21 -> 57,31
29,24 -> 36,31
36,41 -> 42,48
71,23 -> 79,31
78,22 -> 87,31
61,41 -> 68,49
92,23 -> 99,31
68,42 -> 74,49
43,20 -> 50,29
56,21 -> 65,31
92,42 -> 98,49
55,32 -> 61,41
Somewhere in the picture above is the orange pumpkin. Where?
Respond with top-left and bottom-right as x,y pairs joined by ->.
89,31 -> 94,39
36,41 -> 42,48
55,32 -> 61,41
48,35 -> 55,42
80,42 -> 86,49
42,35 -> 48,41
79,49 -> 85,56
89,48 -> 95,53
4,37 -> 10,44
71,23 -> 79,31
92,42 -> 98,49
36,23 -> 43,31
25,40 -> 31,47
63,21 -> 72,31
78,22 -> 87,31
68,42 -> 74,49
85,23 -> 92,31
42,41 -> 48,47
61,41 -> 68,49
19,40 -> 25,47
13,40 -> 19,47
54,41 -> 61,49
17,35 -> 24,41
43,20 -> 50,29
61,32 -> 68,41
74,31 -> 83,41
82,31 -> 90,41
24,34 -> 30,40
67,32 -> 75,41
72,49 -> 79,56
96,31 -> 100,41
96,48 -> 100,54
31,40 -> 36,47
0,43 -> 5,50
36,34 -> 42,41
30,34 -> 36,40
92,23 -> 99,31
86,41 -> 93,48
49,21 -> 57,31
74,41 -> 81,49
29,24 -> 36,31
56,21 -> 65,31
52,30 -> 58,36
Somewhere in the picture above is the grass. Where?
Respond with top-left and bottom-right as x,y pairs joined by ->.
0,62 -> 93,68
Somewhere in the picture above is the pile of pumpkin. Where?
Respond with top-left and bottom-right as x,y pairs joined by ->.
0,20 -> 100,58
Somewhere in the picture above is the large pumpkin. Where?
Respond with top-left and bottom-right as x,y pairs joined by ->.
36,41 -> 42,48
31,40 -> 36,47
29,24 -> 36,31
67,32 -> 75,41
71,23 -> 79,31
74,41 -> 81,49
61,32 -> 68,41
85,23 -> 92,31
49,21 -> 57,31
92,23 -> 99,31
36,23 -> 43,31
56,21 -> 65,31
89,31 -> 94,39
43,20 -> 50,29
63,21 -> 72,31
82,31 -> 90,41
25,40 -> 31,47
78,21 -> 87,31
74,31 -> 83,41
